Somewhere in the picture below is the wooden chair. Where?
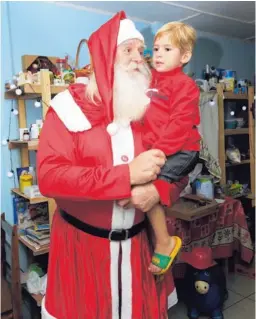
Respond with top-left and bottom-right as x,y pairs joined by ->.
1,213 -> 22,319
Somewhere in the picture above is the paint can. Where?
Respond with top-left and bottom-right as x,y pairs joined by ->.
196,175 -> 214,199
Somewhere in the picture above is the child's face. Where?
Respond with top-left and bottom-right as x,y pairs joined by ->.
153,33 -> 191,72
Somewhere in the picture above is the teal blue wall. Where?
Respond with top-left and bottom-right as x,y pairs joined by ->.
1,2 -> 255,224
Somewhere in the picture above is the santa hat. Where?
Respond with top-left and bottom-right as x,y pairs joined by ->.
117,19 -> 144,46
88,12 -> 145,135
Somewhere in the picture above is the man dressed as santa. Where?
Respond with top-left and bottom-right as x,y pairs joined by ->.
38,11 -> 187,319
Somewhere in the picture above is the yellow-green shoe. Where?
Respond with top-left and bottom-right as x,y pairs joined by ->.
151,236 -> 182,276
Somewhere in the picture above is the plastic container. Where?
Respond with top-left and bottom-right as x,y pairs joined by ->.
56,58 -> 66,84
23,129 -> 30,141
29,167 -> 37,185
195,175 -> 214,200
36,120 -> 43,137
224,119 -> 237,129
221,70 -> 236,92
30,124 -> 39,139
19,172 -> 33,193
235,118 -> 245,128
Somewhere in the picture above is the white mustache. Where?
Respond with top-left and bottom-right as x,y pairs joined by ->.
126,62 -> 151,78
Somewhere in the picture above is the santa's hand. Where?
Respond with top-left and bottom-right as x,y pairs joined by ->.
130,183 -> 160,212
129,149 -> 166,185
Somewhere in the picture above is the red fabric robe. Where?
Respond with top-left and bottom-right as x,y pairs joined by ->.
38,11 -> 187,319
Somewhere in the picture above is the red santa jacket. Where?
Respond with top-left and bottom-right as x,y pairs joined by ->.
143,67 -> 201,155
38,13 -> 183,318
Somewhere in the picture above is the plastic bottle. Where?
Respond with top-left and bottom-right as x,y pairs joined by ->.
29,167 -> 37,185
56,58 -> 66,84
30,124 -> 39,139
23,129 -> 30,141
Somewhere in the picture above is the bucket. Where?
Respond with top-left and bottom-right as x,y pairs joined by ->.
196,175 -> 214,199
19,173 -> 33,193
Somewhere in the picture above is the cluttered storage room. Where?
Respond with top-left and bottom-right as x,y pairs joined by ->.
1,1 -> 255,319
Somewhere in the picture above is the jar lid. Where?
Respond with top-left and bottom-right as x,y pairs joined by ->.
20,174 -> 33,181
56,58 -> 66,63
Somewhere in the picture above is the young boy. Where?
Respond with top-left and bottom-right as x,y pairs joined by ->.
143,22 -> 201,275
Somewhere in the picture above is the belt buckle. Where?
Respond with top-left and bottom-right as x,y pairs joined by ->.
108,229 -> 129,241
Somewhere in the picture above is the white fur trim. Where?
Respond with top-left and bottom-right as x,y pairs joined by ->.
50,90 -> 92,132
117,19 -> 144,45
107,122 -> 119,136
41,297 -> 57,319
168,288 -> 178,309
121,239 -> 132,319
110,125 -> 135,319
110,240 -> 121,319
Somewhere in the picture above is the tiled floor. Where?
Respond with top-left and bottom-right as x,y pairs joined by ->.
168,273 -> 255,318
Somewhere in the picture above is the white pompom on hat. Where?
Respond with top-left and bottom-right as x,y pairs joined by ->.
117,19 -> 144,46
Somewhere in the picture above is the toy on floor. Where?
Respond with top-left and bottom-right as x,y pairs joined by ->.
181,247 -> 227,319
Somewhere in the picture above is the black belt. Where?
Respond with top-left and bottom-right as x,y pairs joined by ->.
60,209 -> 146,241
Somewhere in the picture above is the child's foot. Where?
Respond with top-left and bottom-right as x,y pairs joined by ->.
148,236 -> 177,274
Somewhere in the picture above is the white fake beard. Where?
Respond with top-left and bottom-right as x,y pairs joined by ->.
113,62 -> 151,125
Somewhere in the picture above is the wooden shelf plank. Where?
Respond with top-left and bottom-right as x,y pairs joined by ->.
19,236 -> 49,256
225,128 -> 249,135
246,193 -> 255,200
5,83 -> 68,100
226,159 -> 250,167
11,188 -> 48,204
8,139 -> 39,151
231,193 -> 254,200
223,92 -> 248,100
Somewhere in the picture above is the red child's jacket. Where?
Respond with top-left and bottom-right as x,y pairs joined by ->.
143,67 -> 201,155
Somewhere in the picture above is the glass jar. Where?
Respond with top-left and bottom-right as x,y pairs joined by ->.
23,129 -> 30,141
56,58 -> 66,84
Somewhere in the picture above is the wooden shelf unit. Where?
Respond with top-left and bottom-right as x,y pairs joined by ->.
217,84 -> 255,206
4,69 -> 66,309
6,69 -> 65,221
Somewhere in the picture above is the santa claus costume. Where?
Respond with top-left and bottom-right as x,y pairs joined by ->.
38,11 -> 186,319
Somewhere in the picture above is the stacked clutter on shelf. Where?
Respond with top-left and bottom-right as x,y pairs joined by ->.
21,226 -> 50,251
17,166 -> 42,199
13,165 -> 50,251
15,198 -> 50,251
